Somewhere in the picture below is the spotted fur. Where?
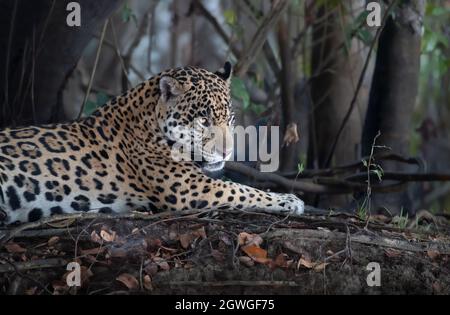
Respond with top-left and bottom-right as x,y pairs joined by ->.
0,63 -> 304,224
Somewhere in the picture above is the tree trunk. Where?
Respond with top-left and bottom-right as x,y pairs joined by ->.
0,0 -> 123,128
278,14 -> 299,173
308,1 -> 371,208
362,0 -> 426,215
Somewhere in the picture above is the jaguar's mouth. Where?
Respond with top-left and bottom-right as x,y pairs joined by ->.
0,208 -> 7,222
202,161 -> 225,172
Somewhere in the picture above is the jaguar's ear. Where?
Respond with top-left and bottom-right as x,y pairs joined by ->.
159,76 -> 184,102
215,62 -> 233,84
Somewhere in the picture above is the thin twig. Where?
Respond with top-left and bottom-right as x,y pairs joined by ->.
364,131 -> 382,228
0,210 -> 199,245
110,21 -> 133,90
77,20 -> 109,120
282,153 -> 421,179
0,258 -> 68,274
2,0 -> 18,119
0,258 -> 54,294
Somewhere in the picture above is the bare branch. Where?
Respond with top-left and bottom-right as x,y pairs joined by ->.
234,0 -> 289,77
191,0 -> 241,58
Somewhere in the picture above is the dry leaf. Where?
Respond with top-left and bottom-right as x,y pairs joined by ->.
211,249 -> 225,262
52,280 -> 69,295
385,248 -> 402,258
238,232 -> 263,247
81,247 -> 105,256
168,224 -> 178,240
282,123 -> 300,147
131,228 -> 139,234
90,231 -> 102,243
109,247 -> 127,258
193,226 -> 207,239
153,257 -> 170,271
219,233 -> 232,245
314,262 -> 329,272
4,243 -> 27,253
427,250 -> 440,260
297,258 -> 314,269
47,236 -> 60,247
184,262 -> 194,269
25,287 -> 37,295
274,253 -> 288,268
158,261 -> 170,271
239,256 -> 255,267
143,275 -> 153,291
152,253 -> 165,264
144,263 -> 159,276
297,257 -> 328,271
174,258 -> 183,269
100,230 -> 116,242
432,282 -> 442,293
80,266 -> 94,283
116,273 -> 139,290
146,238 -> 162,248
286,260 -> 295,268
179,233 -> 194,249
242,244 -> 271,264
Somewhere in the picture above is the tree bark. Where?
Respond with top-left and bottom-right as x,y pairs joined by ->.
0,0 -> 123,128
362,0 -> 426,215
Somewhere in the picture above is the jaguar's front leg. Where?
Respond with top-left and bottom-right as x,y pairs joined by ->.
205,179 -> 304,215
158,168 -> 304,215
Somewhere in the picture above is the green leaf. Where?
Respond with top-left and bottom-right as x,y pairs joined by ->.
297,162 -> 305,174
438,56 -> 450,76
231,78 -> 250,110
426,4 -> 450,16
354,10 -> 370,27
371,169 -> 383,182
316,0 -> 341,9
84,100 -> 98,116
347,11 -> 373,46
356,28 -> 373,46
96,92 -> 109,106
224,9 -> 237,26
121,4 -> 138,26
249,103 -> 265,115
362,159 -> 368,168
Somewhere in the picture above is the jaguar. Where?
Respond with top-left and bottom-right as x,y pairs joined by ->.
0,62 -> 304,225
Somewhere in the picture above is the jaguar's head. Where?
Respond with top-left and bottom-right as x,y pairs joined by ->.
156,62 -> 234,172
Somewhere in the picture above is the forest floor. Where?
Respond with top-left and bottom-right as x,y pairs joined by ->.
0,208 -> 449,295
